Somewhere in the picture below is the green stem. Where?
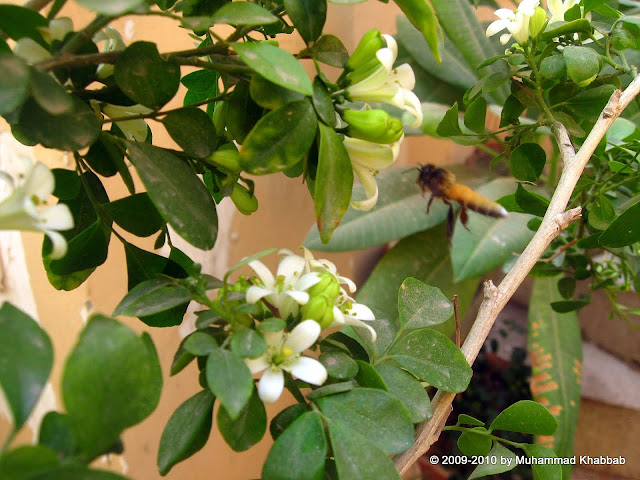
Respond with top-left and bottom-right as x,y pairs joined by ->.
285,372 -> 308,405
527,47 -> 555,123
1,429 -> 16,455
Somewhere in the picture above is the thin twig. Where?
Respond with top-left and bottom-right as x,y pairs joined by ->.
394,74 -> 640,474
24,0 -> 53,11
453,294 -> 460,349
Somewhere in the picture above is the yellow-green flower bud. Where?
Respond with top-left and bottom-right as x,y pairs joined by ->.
528,7 -> 547,39
301,295 -> 335,329
230,183 -> 258,215
205,147 -> 241,172
343,108 -> 404,144
307,272 -> 340,300
345,29 -> 383,72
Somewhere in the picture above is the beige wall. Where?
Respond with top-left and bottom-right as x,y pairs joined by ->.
0,2 -> 457,479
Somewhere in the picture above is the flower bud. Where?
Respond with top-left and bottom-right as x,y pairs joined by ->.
301,295 -> 335,329
206,147 -> 241,172
230,183 -> 258,215
528,7 -> 547,39
343,108 -> 404,144
307,272 -> 340,300
345,29 -> 384,72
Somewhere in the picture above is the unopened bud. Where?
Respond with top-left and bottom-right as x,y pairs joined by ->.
529,7 -> 548,39
230,183 -> 258,215
343,108 -> 404,144
301,295 -> 335,329
345,29 -> 384,72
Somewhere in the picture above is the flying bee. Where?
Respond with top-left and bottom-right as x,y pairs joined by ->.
417,164 -> 508,240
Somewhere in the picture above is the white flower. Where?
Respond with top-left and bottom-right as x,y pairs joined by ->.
246,251 -> 321,319
0,133 -> 73,259
486,0 -> 540,45
38,17 -> 74,43
245,320 -> 327,404
343,134 -> 402,211
100,103 -> 151,142
93,27 -> 126,79
346,35 -> 423,128
547,0 -> 579,24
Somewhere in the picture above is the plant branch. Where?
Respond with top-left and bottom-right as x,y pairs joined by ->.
24,0 -> 53,11
393,73 -> 640,475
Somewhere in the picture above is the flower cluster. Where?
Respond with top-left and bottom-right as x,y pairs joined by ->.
242,248 -> 376,403
0,131 -> 73,258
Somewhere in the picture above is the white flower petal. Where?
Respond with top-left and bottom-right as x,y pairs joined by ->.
351,163 -> 379,211
246,285 -> 272,304
287,357 -> 327,386
45,230 -> 68,259
392,64 -> 416,90
248,259 -> 275,287
382,34 -> 398,58
375,47 -> 395,71
500,33 -> 513,44
23,163 -> 54,201
345,302 -> 375,321
402,89 -> 423,127
38,204 -> 73,230
284,319 -> 320,354
296,271 -> 321,291
285,290 -> 310,305
257,368 -> 285,404
277,253 -> 306,280
486,19 -> 508,37
495,8 -> 516,20
245,355 -> 270,374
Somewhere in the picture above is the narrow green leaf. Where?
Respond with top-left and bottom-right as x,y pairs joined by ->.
312,76 -> 336,127
398,277 -> 453,329
233,42 -> 313,96
515,184 -> 550,217
598,199 -> 640,247
457,414 -> 485,426
126,141 -> 218,249
490,400 -> 558,435
550,300 -> 589,313
75,0 -> 145,15
263,412 -> 327,480
217,389 -> 266,452
205,349 -> 253,420
162,107 -> 217,159
542,19 -> 592,40
394,0 -> 442,63
284,0 -> 327,43
113,278 -> 190,317
468,442 -> 516,479
211,2 -> 279,25
510,143 -> 546,182
0,54 -> 30,115
436,102 -> 463,136
157,390 -> 214,475
375,364 -> 431,422
0,303 -> 53,430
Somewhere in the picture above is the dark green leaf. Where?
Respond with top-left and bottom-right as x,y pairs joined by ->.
103,193 -> 164,237
557,277 -> 576,299
563,46 -> 601,87
542,19 -> 593,40
500,94 -> 526,127
0,445 -> 59,480
218,389 -> 266,452
126,141 -> 218,249
464,96 -> 487,134
263,412 -> 327,480
521,444 -> 563,480
312,76 -> 336,127
510,143 -> 546,182
550,300 -> 589,312
0,303 -> 53,430
250,74 -> 304,110
375,364 -> 431,422
515,184 -> 550,217
319,351 -> 358,380
309,34 -> 349,67
30,68 -> 74,115
389,329 -> 472,392
233,42 -> 313,96
436,102 -> 463,136
29,466 -> 132,480
225,82 -> 262,143
457,429 -> 492,456
184,332 -> 219,356
566,84 -> 616,120
115,42 -> 180,109
343,308 -> 398,360
83,133 -> 126,180
490,400 -> 558,435
468,442 -> 516,479
113,278 -> 190,317
598,199 -> 640,247
270,404 -> 307,440
0,54 -> 30,115
398,277 -> 453,329
230,327 -> 266,358
0,5 -> 47,44
62,315 -> 162,459
284,0 -> 326,43
51,169 -> 81,201
315,388 -> 414,455
457,414 -> 485,426
162,107 -> 217,158
354,360 -> 387,390
48,222 -> 109,275
205,348 -> 253,419
211,2 -> 278,25
587,195 -> 615,230
157,390 -> 214,475
306,381 -> 355,400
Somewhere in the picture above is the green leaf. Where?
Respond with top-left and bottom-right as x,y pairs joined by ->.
0,445 -> 59,480
468,442 -> 516,479
550,300 -> 589,312
126,141 -> 218,249
398,277 -> 453,329
39,412 -> 77,458
0,303 -> 53,430
521,444 -> 563,480
389,329 -> 472,392
309,34 -> 349,67
113,278 -> 190,317
250,74 -> 304,110
103,193 -> 164,237
269,404 -> 307,440
464,96 -> 487,134
510,143 -> 546,182
436,102 -> 463,136
62,315 -> 162,459
565,84 -> 616,120
183,332 -> 219,356
344,308 -> 399,359
48,222 -> 110,275
0,5 -> 47,44
225,81 -> 262,143
211,2 -> 278,25
162,107 -> 217,159
284,0 -> 326,43
75,0 -> 145,15
375,364 -> 431,422
598,199 -> 640,247
557,277 -> 576,299
325,418 -> 401,480
394,0 -> 442,63
157,390 -> 214,475
20,465 -> 132,480
17,97 -> 100,151
587,195 -> 615,230
217,389 -> 266,452
314,123 -> 353,243
563,46 -> 601,87
0,54 -> 30,115
451,179 -> 534,282
457,414 -> 485,426
315,388 -> 413,454
233,42 -> 313,96
542,18 -> 593,40
457,429 -> 492,456
30,68 -> 74,115
490,400 -> 558,435
354,360 -> 387,390
320,351 -> 358,380
263,412 -> 327,480
115,42 -> 180,109
230,327 -> 266,358
312,76 -> 336,127
515,184 -> 550,217
205,348 -> 253,419
239,99 -> 317,174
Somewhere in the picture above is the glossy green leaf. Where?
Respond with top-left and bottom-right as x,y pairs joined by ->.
500,94 -> 526,127
225,82 -> 262,143
457,429 -> 492,456
284,0 -> 326,43
0,445 -> 59,480
103,193 -> 164,237
325,418 -> 401,480
30,68 -> 74,115
76,0 -> 145,14
565,84 -> 616,120
389,329 -> 472,392
398,277 -> 453,329
542,18 -> 592,40
17,97 -> 100,151
314,123 -> 353,243
316,388 -> 414,455
312,76 -> 336,127
353,360 -> 387,390
510,143 -> 546,182
588,195 -> 615,230
343,308 -> 399,360
549,299 -> 589,313
563,46 -> 601,87
183,332 -> 219,356
230,327 -> 266,358
0,303 -> 53,430
457,414 -> 485,426
250,74 -> 304,110
490,400 -> 558,435
515,184 -> 550,217
598,199 -> 640,247
521,444 -> 563,480
205,348 -> 253,420
239,99 -> 317,174
263,412 -> 327,480
464,96 -> 487,134
0,54 -> 30,115
436,102 -> 463,136
309,34 -> 349,67
557,277 -> 576,299
269,404 -> 307,440
126,141 -> 218,249
218,389 -> 266,452
375,364 -> 431,422
451,179 -> 534,282
320,351 -> 358,380
62,315 -> 162,459
157,390 -> 214,475
0,5 -> 47,44
39,412 -> 77,458
115,42 -> 180,109
211,2 -> 278,25
233,42 -> 313,96
113,278 -> 190,317
48,222 -> 110,276
162,107 -> 217,159
394,0 -> 441,63
468,442 -> 516,479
